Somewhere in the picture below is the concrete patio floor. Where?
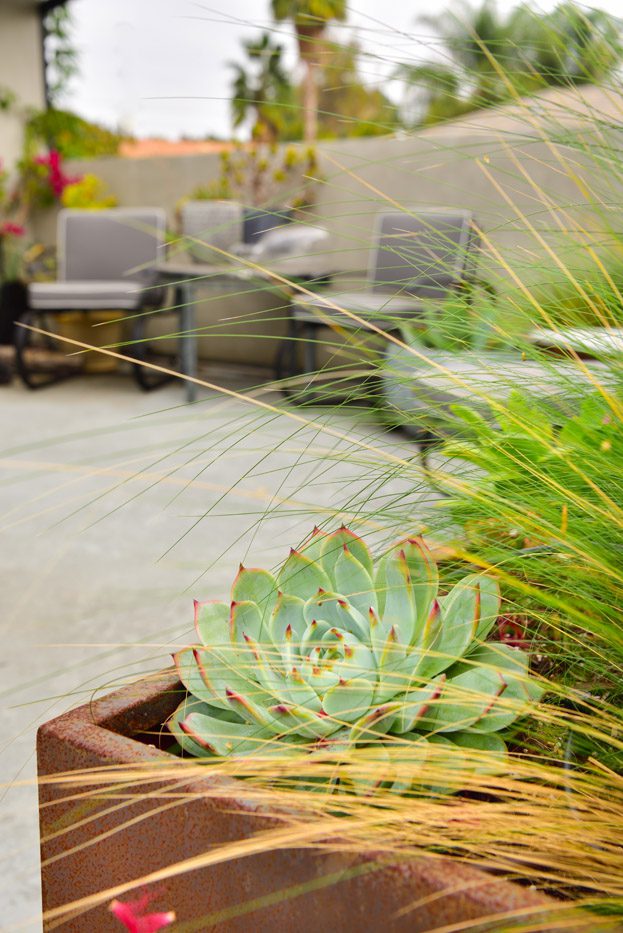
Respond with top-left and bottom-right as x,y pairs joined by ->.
0,368 -> 439,931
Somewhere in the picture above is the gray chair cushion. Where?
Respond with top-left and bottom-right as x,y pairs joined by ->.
29,280 -> 143,311
291,290 -> 428,328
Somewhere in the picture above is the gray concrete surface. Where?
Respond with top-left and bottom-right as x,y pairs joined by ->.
0,367 -> 439,931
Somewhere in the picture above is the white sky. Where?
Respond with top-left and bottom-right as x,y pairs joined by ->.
60,0 -> 623,140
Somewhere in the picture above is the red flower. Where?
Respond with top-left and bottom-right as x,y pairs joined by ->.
109,893 -> 175,932
0,222 -> 25,237
34,150 -> 80,198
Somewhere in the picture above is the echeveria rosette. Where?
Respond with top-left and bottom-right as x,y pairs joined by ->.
168,527 -> 544,792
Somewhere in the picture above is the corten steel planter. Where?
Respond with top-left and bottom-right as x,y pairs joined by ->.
38,670 -> 562,932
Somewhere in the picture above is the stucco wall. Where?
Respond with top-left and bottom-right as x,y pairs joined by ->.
0,4 -> 45,168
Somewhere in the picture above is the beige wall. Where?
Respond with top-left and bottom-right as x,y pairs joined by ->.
0,4 -> 45,168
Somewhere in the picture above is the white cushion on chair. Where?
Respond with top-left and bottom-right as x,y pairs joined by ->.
29,280 -> 143,311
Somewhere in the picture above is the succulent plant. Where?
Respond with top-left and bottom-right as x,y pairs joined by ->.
169,527 -> 543,792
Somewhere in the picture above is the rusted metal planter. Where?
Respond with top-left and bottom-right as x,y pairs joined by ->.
38,670 -> 560,932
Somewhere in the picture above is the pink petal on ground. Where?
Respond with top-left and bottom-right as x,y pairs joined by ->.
109,897 -> 175,932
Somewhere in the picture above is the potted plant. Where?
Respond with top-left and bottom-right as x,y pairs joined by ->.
183,144 -> 320,245
38,527 -> 565,931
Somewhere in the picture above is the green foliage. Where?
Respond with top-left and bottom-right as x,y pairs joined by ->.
169,526 -> 542,791
520,259 -> 623,330
0,85 -> 16,112
316,40 -> 399,138
25,108 -> 124,161
229,32 -> 295,143
60,174 -> 118,209
396,0 -> 623,127
271,0 -> 348,141
230,31 -> 399,141
442,389 -> 623,670
43,5 -> 79,106
271,0 -> 347,37
188,143 -> 320,210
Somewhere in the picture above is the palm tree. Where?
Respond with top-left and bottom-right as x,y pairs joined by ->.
396,0 -> 623,127
271,0 -> 347,142
533,3 -> 622,87
229,32 -> 292,143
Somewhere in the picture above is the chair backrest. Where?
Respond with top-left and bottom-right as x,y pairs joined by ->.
370,210 -> 479,299
59,209 -> 166,284
181,200 -> 243,262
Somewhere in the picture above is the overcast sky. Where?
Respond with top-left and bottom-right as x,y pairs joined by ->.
60,0 -> 623,140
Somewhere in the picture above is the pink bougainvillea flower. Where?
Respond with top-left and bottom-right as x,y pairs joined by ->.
109,893 -> 175,932
0,222 -> 25,237
33,150 -> 80,198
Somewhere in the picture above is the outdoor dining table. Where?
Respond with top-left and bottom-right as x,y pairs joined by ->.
151,258 -> 325,402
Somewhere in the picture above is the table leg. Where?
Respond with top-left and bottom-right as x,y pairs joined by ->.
178,283 -> 197,403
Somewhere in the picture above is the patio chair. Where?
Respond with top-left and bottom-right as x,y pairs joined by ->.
16,208 -> 166,389
180,200 -> 244,263
276,209 -> 487,391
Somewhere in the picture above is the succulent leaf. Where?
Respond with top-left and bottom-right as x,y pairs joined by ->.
419,574 -> 500,678
268,592 -> 307,651
449,729 -> 507,774
334,546 -> 377,617
303,590 -> 367,639
180,710 -> 277,756
194,600 -> 229,645
231,567 -> 277,621
428,666 -> 507,732
299,525 -> 328,564
391,675 -> 446,734
400,538 -> 439,641
322,677 -> 375,724
230,600 -> 263,646
168,696 -> 236,757
320,527 -> 373,582
277,549 -> 331,601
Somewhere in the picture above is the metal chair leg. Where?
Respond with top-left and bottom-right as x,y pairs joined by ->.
275,316 -> 302,395
131,308 -> 175,392
15,310 -> 77,390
